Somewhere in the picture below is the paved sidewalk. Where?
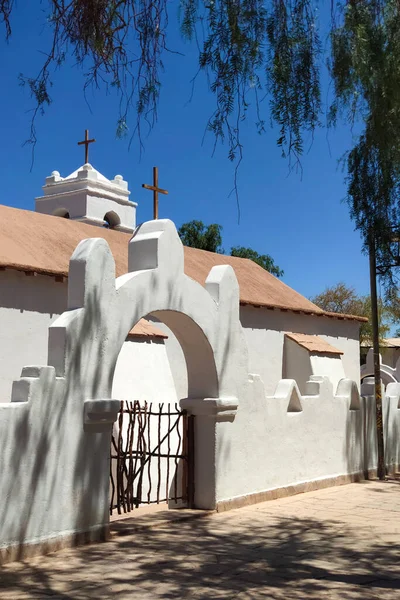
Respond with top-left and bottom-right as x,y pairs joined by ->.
1,480 -> 400,599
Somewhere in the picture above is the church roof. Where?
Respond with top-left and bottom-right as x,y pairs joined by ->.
184,246 -> 323,315
285,333 -> 344,355
127,319 -> 167,339
0,205 -> 366,322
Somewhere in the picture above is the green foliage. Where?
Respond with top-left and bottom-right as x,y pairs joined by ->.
181,0 -> 320,164
329,1 -> 400,289
383,287 -> 400,328
0,0 -> 321,164
266,0 -> 321,160
178,220 -> 223,253
9,1 -> 166,149
230,246 -> 284,277
310,282 -> 393,345
178,220 -> 283,276
311,282 -> 360,314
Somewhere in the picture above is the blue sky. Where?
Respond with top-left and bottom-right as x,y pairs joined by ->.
0,3 -> 371,302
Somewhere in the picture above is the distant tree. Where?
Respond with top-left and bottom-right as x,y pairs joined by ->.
311,282 -> 392,346
178,220 -> 283,277
384,289 -> 400,337
178,220 -> 223,253
230,246 -> 283,278
311,283 -> 362,315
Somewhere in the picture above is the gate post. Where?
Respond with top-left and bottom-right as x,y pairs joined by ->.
187,414 -> 195,508
180,397 -> 238,510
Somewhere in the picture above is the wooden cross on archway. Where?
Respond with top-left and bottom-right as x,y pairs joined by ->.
142,167 -> 168,220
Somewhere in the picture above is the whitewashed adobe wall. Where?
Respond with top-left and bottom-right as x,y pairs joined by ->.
284,337 -> 345,396
215,376 -> 400,504
0,270 -> 66,402
147,318 -> 188,400
240,305 -> 361,396
112,337 -> 178,404
155,300 -> 360,401
0,219 -> 247,558
361,348 -> 400,386
0,218 -> 398,561
0,271 -> 176,405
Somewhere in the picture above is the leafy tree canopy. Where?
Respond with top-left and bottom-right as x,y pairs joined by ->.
178,220 -> 223,253
0,0 -> 321,159
310,282 -> 394,345
178,220 -> 283,276
230,246 -> 284,277
329,0 -> 400,290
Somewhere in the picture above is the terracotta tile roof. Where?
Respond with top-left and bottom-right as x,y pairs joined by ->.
0,205 -> 365,322
361,337 -> 400,348
321,310 -> 367,322
128,319 -> 167,339
285,333 -> 344,355
184,246 -> 326,315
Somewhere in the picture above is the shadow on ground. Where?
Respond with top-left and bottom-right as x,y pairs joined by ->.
1,483 -> 400,599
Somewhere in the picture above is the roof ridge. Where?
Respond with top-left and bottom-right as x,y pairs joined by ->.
0,203 -> 365,322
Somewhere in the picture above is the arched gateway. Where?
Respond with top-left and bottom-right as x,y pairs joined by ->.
0,219 -> 249,556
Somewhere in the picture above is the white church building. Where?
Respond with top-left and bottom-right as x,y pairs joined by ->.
1,162 -> 363,404
0,161 -> 399,563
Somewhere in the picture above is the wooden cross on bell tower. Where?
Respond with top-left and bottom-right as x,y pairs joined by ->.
78,129 -> 96,164
142,167 -> 168,220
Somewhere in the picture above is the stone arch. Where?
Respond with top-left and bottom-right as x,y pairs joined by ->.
51,220 -> 248,401
361,370 -> 397,387
46,219 -> 249,510
111,309 -> 218,401
360,348 -> 399,387
147,310 -> 218,398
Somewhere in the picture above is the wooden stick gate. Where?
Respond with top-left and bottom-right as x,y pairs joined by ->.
110,401 -> 194,514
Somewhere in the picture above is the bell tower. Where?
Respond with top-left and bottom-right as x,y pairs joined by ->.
35,163 -> 137,233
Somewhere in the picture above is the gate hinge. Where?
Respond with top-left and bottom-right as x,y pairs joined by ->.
180,397 -> 238,421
